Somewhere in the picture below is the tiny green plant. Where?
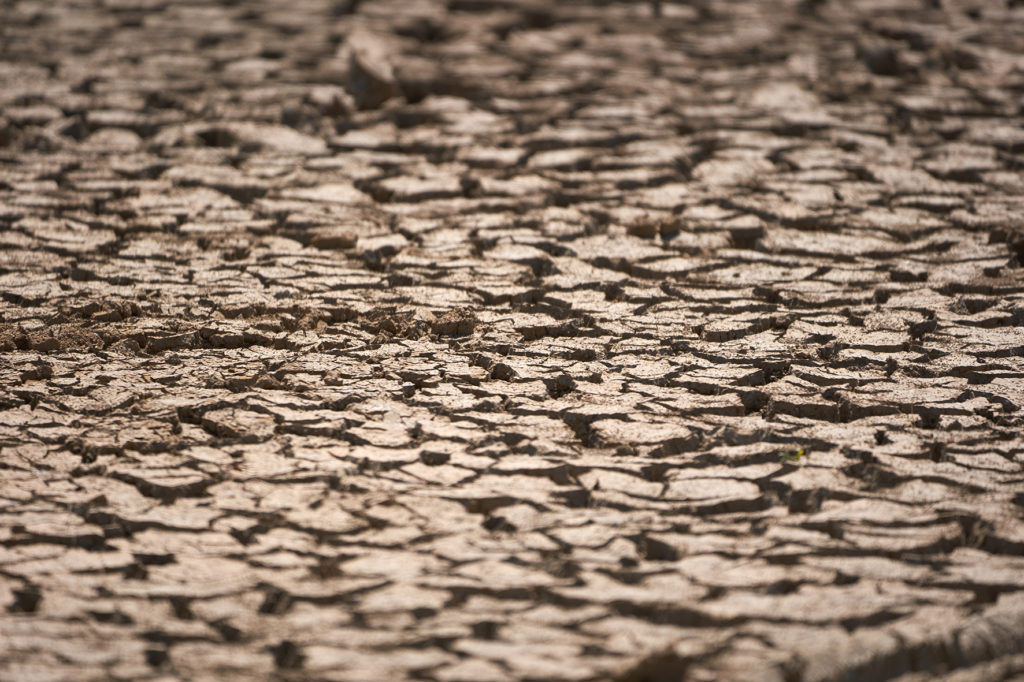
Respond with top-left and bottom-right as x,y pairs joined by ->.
779,448 -> 806,463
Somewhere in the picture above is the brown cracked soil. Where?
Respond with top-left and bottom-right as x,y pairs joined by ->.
2,1 -> 1024,681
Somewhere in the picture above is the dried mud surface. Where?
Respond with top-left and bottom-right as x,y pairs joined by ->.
2,1 -> 1024,680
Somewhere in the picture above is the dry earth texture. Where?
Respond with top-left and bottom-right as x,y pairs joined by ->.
2,0 -> 1024,680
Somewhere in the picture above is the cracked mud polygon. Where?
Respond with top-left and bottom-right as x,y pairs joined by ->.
2,1 -> 1024,681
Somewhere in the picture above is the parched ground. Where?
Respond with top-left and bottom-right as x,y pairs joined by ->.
2,0 -> 1024,680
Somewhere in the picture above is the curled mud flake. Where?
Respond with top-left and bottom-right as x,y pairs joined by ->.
310,230 -> 358,250
344,28 -> 402,110
7,585 -> 42,614
431,308 -> 479,337
270,640 -> 305,670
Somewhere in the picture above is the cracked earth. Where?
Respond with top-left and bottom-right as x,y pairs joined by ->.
2,0 -> 1024,680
